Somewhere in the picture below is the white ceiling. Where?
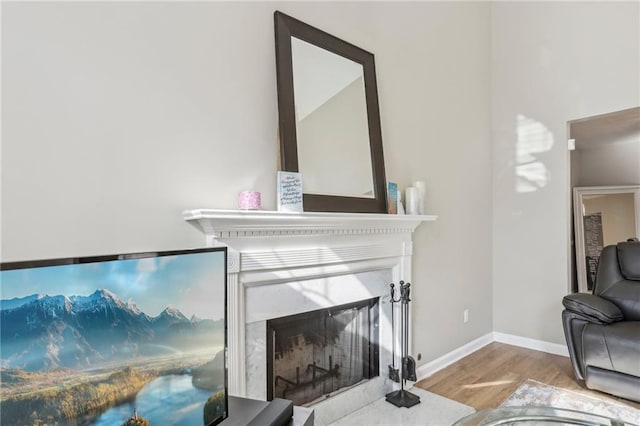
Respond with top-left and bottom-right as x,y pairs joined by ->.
570,106 -> 640,150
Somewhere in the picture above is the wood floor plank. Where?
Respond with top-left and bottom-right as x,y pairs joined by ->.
414,342 -> 640,411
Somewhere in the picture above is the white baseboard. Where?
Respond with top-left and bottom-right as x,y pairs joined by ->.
415,332 -> 568,382
493,332 -> 569,357
416,333 -> 493,382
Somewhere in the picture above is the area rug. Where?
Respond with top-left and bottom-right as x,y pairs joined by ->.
328,387 -> 475,426
501,379 -> 640,425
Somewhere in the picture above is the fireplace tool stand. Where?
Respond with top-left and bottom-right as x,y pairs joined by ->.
385,281 -> 420,408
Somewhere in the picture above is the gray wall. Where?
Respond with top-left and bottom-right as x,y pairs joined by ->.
1,2 -> 493,367
491,1 -> 639,344
573,141 -> 640,187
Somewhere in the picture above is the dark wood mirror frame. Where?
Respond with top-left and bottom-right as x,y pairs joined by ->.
274,11 -> 388,213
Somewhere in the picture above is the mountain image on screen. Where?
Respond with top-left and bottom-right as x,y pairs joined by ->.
1,289 -> 223,372
1,248 -> 228,426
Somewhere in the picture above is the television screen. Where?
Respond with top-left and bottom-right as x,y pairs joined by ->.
0,247 -> 228,426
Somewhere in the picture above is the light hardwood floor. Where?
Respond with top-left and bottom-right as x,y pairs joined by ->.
414,342 -> 640,411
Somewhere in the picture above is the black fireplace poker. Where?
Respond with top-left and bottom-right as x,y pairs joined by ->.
388,283 -> 400,384
385,281 -> 421,408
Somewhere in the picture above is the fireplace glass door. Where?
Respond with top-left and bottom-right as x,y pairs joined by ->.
267,298 -> 379,406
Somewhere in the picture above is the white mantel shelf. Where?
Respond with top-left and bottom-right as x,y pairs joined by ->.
183,209 -> 438,238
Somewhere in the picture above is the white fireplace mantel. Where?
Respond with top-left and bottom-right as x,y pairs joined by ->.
183,209 -> 437,239
183,208 -> 436,422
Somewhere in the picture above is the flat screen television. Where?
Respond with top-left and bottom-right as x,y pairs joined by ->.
0,247 -> 228,426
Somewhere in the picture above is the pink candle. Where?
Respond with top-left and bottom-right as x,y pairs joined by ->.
238,191 -> 261,210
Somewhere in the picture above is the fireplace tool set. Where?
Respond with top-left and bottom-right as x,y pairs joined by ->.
385,281 -> 421,408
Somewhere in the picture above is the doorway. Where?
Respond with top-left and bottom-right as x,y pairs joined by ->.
568,106 -> 640,292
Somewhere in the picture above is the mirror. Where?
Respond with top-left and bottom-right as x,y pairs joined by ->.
274,11 -> 387,213
573,185 -> 640,292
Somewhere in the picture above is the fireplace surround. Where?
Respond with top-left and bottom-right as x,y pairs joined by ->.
184,209 -> 436,424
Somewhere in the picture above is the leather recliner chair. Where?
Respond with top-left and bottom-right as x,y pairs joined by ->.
562,241 -> 640,402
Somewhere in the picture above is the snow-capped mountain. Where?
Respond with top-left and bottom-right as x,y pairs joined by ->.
70,288 -> 120,306
152,305 -> 189,329
0,294 -> 46,311
0,290 -> 222,372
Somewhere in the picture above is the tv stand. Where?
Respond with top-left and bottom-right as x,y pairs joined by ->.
223,396 -> 313,426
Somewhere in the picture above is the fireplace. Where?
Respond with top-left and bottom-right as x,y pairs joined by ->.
183,209 -> 436,424
267,298 -> 379,406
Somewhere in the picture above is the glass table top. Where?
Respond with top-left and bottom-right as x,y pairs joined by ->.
453,406 -> 637,426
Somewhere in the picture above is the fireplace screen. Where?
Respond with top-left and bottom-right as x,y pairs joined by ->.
266,298 -> 379,406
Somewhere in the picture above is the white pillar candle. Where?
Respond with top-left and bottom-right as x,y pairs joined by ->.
405,187 -> 419,215
412,180 -> 426,215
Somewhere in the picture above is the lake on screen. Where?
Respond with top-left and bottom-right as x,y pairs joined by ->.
92,374 -> 217,425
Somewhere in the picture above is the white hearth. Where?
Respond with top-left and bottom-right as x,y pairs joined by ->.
183,209 -> 436,424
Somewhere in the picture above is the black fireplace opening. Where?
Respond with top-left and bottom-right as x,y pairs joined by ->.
266,298 -> 379,406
